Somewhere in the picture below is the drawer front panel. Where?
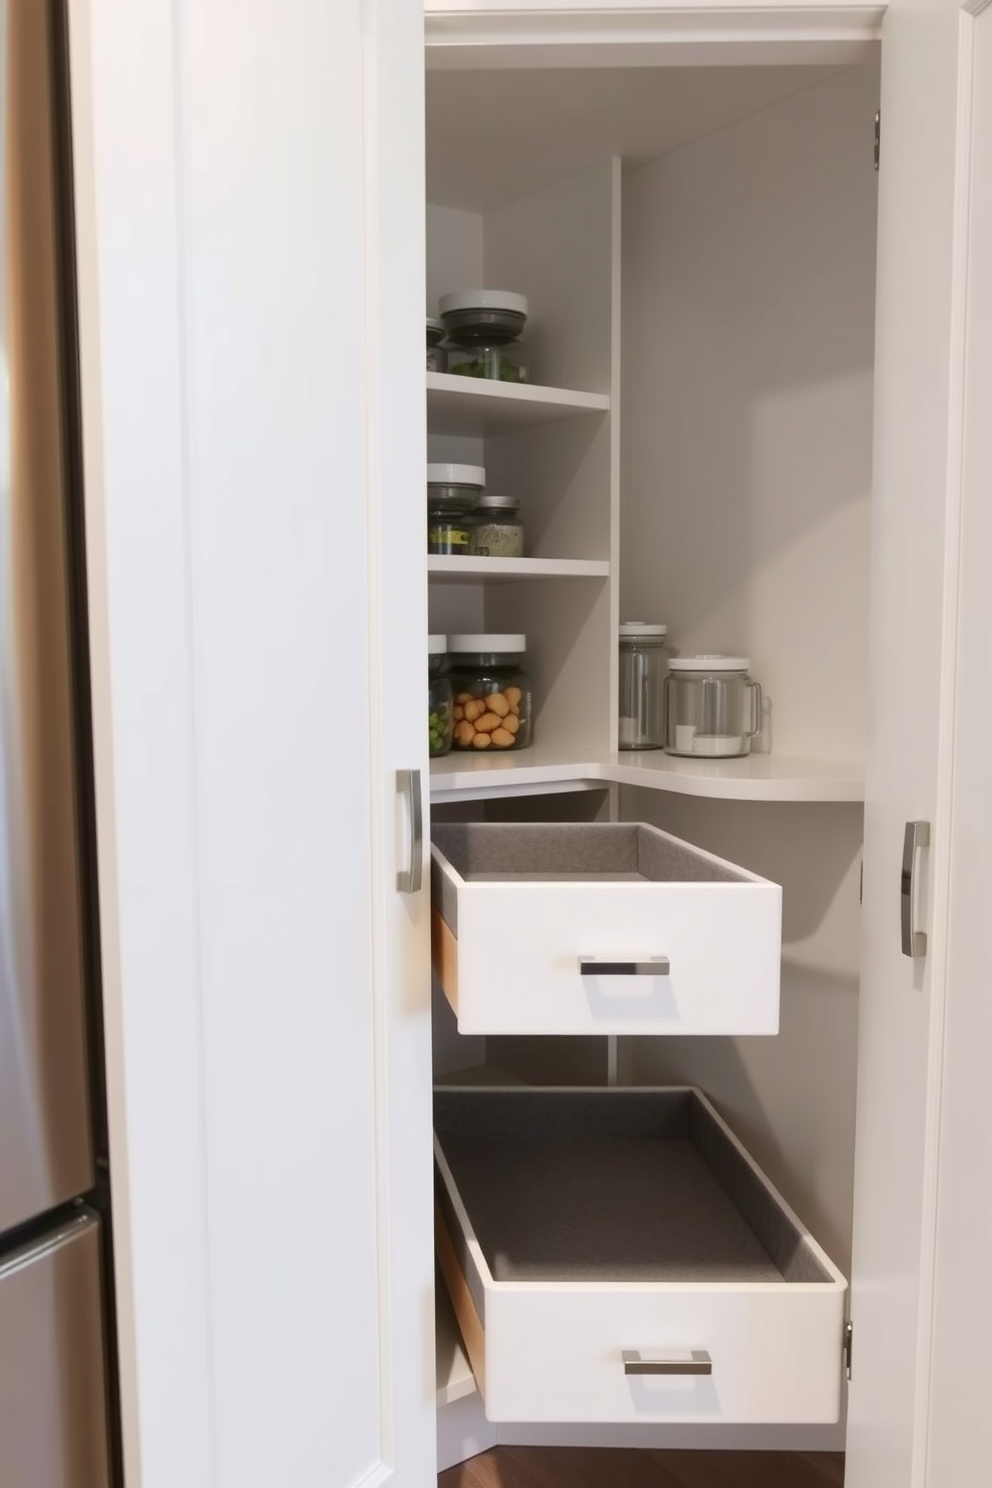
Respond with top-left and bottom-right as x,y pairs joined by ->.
484,1284 -> 845,1424
447,880 -> 781,1035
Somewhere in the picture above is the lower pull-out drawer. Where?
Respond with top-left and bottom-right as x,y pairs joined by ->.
434,1087 -> 847,1425
431,822 -> 781,1036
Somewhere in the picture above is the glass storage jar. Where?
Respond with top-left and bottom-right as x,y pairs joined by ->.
426,317 -> 447,373
665,656 -> 763,758
468,495 -> 525,558
427,463 -> 485,556
618,622 -> 668,750
439,289 -> 529,384
428,635 -> 453,757
448,634 -> 532,751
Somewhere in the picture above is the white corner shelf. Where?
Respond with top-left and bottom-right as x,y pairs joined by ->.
428,555 -> 609,583
426,371 -> 610,436
430,748 -> 865,804
603,751 -> 865,803
436,1284 -> 477,1407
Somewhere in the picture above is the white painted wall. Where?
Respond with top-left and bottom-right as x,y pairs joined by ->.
621,65 -> 880,763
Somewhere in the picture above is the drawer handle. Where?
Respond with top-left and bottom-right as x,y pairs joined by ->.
579,957 -> 670,977
623,1349 -> 712,1376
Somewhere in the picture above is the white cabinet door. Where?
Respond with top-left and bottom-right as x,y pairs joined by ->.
68,3 -> 432,1487
847,1 -> 985,1484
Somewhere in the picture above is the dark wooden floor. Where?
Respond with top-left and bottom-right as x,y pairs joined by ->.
440,1447 -> 845,1488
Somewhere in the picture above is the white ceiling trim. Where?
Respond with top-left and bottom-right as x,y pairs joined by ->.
426,7 -> 885,68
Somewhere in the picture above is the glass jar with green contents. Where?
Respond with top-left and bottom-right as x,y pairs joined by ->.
439,290 -> 529,384
428,636 -> 453,757
427,463 -> 484,556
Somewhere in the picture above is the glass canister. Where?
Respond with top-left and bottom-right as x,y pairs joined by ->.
618,622 -> 668,750
438,289 -> 529,383
665,656 -> 763,758
448,634 -> 532,751
428,636 -> 453,757
427,463 -> 485,556
468,495 -> 525,558
426,317 -> 447,373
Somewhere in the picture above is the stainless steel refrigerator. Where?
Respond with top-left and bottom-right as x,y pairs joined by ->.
0,1 -> 113,1482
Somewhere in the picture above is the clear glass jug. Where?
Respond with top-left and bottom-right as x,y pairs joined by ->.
664,656 -> 763,758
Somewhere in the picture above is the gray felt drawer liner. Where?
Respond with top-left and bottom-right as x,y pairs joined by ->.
434,1088 -> 831,1330
431,822 -> 745,937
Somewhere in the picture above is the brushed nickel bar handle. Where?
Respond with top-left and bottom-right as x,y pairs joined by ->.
623,1349 -> 712,1376
901,820 -> 930,958
579,957 -> 670,977
396,769 -> 423,894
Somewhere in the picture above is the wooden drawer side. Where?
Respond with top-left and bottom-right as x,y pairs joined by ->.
436,1210 -> 486,1398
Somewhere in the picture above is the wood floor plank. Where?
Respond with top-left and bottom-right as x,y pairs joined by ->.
800,1454 -> 846,1485
439,1448 -> 845,1488
505,1446 -> 687,1488
649,1449 -> 844,1488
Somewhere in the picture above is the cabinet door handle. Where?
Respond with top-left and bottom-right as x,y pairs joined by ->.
623,1349 -> 712,1376
579,957 -> 670,977
901,820 -> 930,958
396,769 -> 423,894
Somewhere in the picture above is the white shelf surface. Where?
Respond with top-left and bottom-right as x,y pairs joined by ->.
430,748 -> 865,803
436,1285 -> 478,1406
428,555 -> 609,583
427,371 -> 609,436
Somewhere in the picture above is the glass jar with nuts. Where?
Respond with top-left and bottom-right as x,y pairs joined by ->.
447,634 -> 532,751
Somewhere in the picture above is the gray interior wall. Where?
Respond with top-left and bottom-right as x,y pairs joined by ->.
622,791 -> 863,1277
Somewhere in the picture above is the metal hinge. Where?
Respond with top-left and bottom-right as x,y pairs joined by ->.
844,1321 -> 854,1381
874,111 -> 881,171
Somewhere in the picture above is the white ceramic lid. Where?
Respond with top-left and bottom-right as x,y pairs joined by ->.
428,634 -> 447,654
438,289 -> 529,318
448,633 -> 527,653
475,494 -> 519,509
619,621 -> 667,637
669,654 -> 750,671
426,463 -> 486,487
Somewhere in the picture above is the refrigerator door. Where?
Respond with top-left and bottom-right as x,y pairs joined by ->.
0,0 -> 96,1233
0,1209 -> 110,1488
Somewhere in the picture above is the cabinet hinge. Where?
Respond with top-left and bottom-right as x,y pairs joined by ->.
874,111 -> 881,172
844,1321 -> 854,1381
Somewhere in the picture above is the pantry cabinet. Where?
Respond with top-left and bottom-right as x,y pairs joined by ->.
66,1 -> 989,1487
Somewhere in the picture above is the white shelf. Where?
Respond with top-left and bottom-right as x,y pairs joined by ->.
436,1285 -> 477,1407
426,371 -> 609,436
430,748 -> 865,803
428,555 -> 609,583
604,751 -> 865,802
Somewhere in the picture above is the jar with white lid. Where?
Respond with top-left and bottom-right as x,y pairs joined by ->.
664,657 -> 763,758
618,622 -> 668,750
439,290 -> 529,383
448,634 -> 531,751
468,495 -> 525,558
427,463 -> 485,556
428,635 -> 453,757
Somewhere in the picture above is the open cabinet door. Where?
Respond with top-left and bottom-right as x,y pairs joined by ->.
67,1 -> 433,1486
847,1 -> 986,1484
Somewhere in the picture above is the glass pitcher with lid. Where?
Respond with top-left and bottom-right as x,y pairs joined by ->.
664,656 -> 763,758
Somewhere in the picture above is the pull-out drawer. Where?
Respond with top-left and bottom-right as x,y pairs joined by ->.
434,1087 -> 847,1425
431,822 -> 781,1036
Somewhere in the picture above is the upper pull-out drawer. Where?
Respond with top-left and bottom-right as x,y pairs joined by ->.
431,822 -> 781,1036
435,1086 -> 847,1425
